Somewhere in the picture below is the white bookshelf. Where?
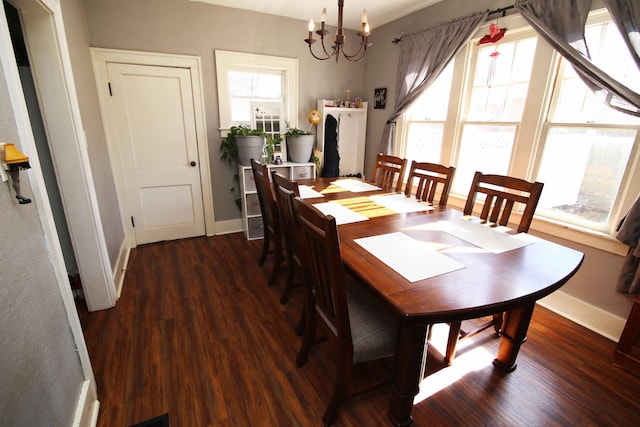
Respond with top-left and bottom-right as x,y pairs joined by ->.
239,162 -> 316,240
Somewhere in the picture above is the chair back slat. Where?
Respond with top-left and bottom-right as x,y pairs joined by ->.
464,171 -> 544,233
404,161 -> 456,206
371,154 -> 407,192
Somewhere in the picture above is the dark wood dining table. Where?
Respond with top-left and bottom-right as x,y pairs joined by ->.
297,177 -> 584,426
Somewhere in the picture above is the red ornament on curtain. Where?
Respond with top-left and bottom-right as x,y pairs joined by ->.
478,23 -> 507,88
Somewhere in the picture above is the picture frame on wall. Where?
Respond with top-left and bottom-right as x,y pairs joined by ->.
374,87 -> 386,109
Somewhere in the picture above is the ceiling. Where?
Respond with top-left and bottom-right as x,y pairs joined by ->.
192,0 -> 444,30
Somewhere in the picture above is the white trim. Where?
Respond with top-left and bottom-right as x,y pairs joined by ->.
214,218 -> 244,235
90,48 -> 216,247
538,290 -> 626,342
72,379 -> 99,427
113,238 -> 130,299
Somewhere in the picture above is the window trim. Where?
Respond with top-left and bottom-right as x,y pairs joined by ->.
214,50 -> 298,135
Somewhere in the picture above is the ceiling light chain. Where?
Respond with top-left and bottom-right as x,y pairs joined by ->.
304,0 -> 372,63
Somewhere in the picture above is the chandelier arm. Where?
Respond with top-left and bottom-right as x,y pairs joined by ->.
341,41 -> 368,62
308,44 -> 336,61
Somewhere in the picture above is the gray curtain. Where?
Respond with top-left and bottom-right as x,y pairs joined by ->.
616,194 -> 640,294
515,0 -> 640,117
379,11 -> 488,155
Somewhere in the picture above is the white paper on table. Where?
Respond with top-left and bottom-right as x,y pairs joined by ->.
355,232 -> 465,282
312,201 -> 369,225
299,185 -> 324,199
440,217 -> 540,254
368,194 -> 435,213
330,179 -> 381,192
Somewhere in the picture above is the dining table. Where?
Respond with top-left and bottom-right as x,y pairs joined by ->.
296,177 -> 585,427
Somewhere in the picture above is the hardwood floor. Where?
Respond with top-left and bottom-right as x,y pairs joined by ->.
77,233 -> 640,426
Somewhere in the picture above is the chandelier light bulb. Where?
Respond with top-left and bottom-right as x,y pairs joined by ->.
361,9 -> 368,23
321,8 -> 327,22
308,18 -> 315,32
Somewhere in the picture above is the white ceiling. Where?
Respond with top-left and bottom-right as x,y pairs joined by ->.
191,0 -> 443,30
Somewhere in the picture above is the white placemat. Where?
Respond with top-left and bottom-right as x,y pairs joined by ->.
440,217 -> 539,254
355,232 -> 465,282
368,194 -> 435,213
330,179 -> 381,192
299,185 -> 324,199
312,201 -> 369,225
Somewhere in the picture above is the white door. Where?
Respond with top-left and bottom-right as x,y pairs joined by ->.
107,63 -> 205,244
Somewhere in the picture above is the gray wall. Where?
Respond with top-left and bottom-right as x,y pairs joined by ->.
82,0 -> 366,222
362,0 -> 633,319
62,0 -> 124,269
0,62 -> 84,427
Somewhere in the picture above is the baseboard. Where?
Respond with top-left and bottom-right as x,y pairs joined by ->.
214,218 -> 243,235
538,291 -> 626,342
72,379 -> 99,427
113,238 -> 131,299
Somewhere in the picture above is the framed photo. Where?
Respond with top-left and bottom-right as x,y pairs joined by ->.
374,87 -> 387,109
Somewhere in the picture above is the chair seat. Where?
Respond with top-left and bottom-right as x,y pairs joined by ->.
346,280 -> 397,364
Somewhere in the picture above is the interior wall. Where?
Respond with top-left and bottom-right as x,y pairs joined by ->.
61,0 -> 124,269
81,0 -> 366,222
0,56 -> 85,427
362,0 -> 633,321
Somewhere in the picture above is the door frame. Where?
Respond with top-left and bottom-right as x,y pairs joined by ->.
91,48 -> 215,248
1,0 -> 100,423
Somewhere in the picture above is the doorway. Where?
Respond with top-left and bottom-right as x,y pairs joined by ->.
3,0 -> 79,285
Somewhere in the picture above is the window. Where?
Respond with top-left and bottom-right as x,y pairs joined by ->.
397,11 -> 640,242
215,50 -> 298,134
454,34 -> 537,194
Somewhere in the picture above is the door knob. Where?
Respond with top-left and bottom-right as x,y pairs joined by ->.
190,161 -> 197,167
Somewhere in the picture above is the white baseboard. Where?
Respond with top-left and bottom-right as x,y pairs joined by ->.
538,291 -> 626,342
72,380 -> 99,427
214,218 -> 243,235
113,238 -> 131,299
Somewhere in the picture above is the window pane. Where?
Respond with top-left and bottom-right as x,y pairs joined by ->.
406,63 -> 454,122
228,71 -> 282,98
453,124 -> 517,194
468,37 -> 537,121
551,21 -> 640,125
405,123 -> 444,164
537,127 -> 636,227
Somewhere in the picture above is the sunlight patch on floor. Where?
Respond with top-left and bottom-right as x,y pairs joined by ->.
414,323 -> 495,404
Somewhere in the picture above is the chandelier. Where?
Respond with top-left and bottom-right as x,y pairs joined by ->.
304,1 -> 371,63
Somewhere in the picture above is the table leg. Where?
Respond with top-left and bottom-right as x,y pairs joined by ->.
493,301 -> 535,372
387,320 -> 428,427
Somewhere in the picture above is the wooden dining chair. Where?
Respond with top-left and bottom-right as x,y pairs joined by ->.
292,197 -> 398,426
444,171 -> 544,365
251,159 -> 284,287
404,161 -> 456,206
271,172 -> 302,305
371,154 -> 407,192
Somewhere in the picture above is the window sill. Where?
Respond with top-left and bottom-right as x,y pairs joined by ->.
447,194 -> 628,257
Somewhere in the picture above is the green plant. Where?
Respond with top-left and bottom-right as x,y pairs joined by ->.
284,127 -> 311,137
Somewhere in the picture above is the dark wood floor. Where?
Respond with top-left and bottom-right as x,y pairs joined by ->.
77,233 -> 640,427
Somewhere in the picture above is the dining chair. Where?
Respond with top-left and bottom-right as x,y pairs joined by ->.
271,172 -> 302,304
371,154 -> 407,192
445,171 -> 544,365
292,197 -> 398,426
250,159 -> 284,287
403,161 -> 456,206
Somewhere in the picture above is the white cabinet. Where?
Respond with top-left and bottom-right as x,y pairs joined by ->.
316,99 -> 368,177
239,162 -> 316,240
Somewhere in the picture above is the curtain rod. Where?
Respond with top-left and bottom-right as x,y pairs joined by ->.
392,5 -> 516,44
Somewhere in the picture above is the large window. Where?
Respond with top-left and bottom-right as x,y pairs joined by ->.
397,11 -> 640,240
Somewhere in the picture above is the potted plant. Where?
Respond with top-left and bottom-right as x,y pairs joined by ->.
220,125 -> 268,167
285,128 -> 315,163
